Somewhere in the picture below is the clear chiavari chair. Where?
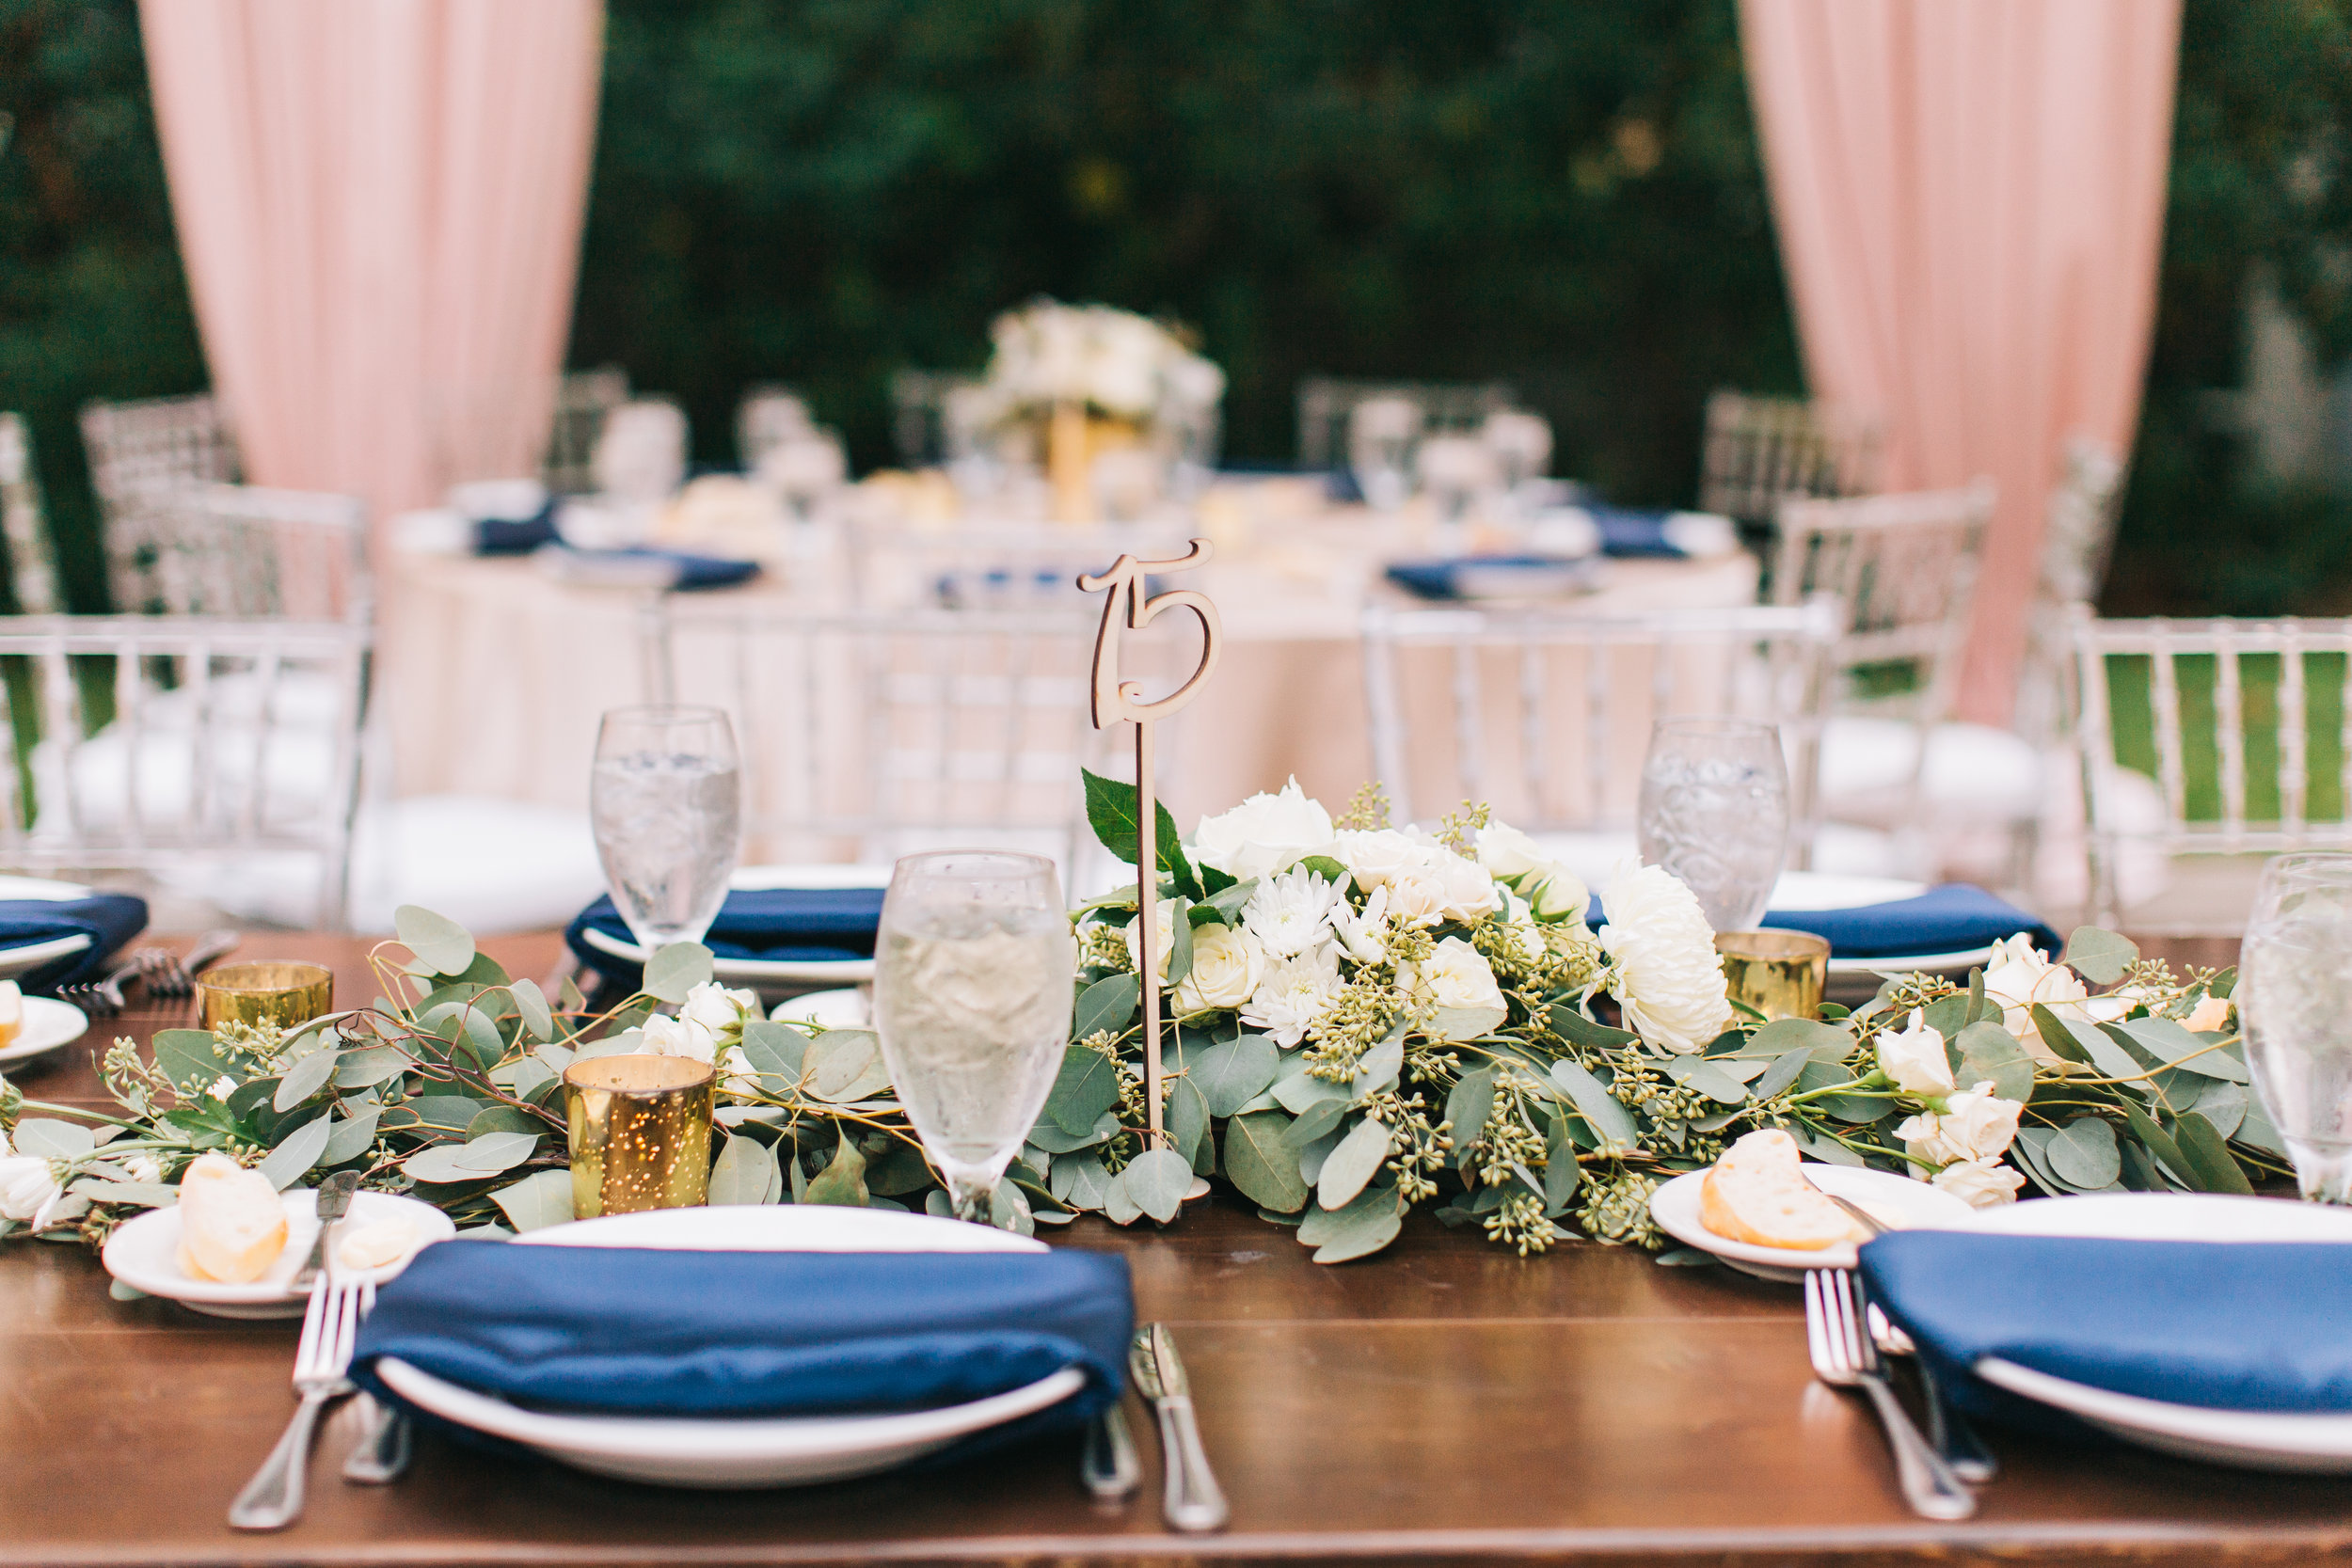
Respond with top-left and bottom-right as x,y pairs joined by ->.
545,365 -> 631,496
2016,439 -> 2128,750
890,370 -> 985,468
639,599 -> 1112,885
2072,608 -> 2352,933
1697,390 -> 1882,525
1295,376 -> 1516,471
79,393 -> 240,613
1360,599 -> 1841,885
115,483 -> 369,622
0,414 -> 60,614
0,615 -> 372,927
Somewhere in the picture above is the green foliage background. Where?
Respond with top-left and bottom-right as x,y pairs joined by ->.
5,0 -> 2351,615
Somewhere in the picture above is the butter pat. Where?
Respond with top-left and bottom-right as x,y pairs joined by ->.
336,1215 -> 420,1272
175,1153 -> 289,1282
1699,1129 -> 1870,1251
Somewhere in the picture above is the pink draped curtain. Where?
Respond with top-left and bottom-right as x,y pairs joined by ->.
1738,0 -> 2181,724
138,0 -> 603,531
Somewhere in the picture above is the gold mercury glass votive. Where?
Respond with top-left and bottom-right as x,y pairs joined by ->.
197,961 -> 335,1032
1715,930 -> 1831,1022
564,1053 -> 715,1218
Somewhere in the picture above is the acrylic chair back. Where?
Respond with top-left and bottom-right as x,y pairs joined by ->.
640,599 -> 1109,878
2016,440 -> 2127,749
0,415 -> 59,614
1361,598 -> 1840,860
0,614 -> 372,927
1295,376 -> 1516,471
1697,390 -> 1882,524
2072,607 -> 2352,928
544,366 -> 630,496
110,483 -> 369,623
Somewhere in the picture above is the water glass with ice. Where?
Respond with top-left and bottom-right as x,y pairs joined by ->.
590,705 -> 742,951
873,850 -> 1074,1224
2239,851 -> 2352,1201
1635,716 -> 1789,933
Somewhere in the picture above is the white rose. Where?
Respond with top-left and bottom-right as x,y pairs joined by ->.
1476,822 -> 1544,878
1331,884 -> 1391,965
1409,936 -> 1506,1039
1931,1157 -> 2026,1209
0,1147 -> 63,1230
640,1011 -> 718,1065
2185,993 -> 2233,1034
124,1154 -> 164,1184
1876,1009 -> 1957,1096
1336,829 -> 1499,927
1242,943 -> 1343,1049
1174,923 -> 1267,1013
1980,934 -> 2093,1061
1596,862 -> 1732,1053
1192,778 -> 1335,881
1501,890 -> 1546,964
1124,902 -> 1175,980
1896,1080 -> 2025,1167
1241,865 -> 1344,958
680,980 -> 759,1037
720,1045 -> 760,1099
1528,863 -> 1590,924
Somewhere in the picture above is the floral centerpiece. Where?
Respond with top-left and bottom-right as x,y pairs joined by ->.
0,781 -> 2277,1270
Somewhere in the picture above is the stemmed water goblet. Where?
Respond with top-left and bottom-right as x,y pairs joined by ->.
589,705 -> 743,951
2237,851 -> 2352,1201
1636,716 -> 1790,933
872,850 -> 1075,1223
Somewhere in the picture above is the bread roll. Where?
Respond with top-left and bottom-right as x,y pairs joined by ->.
1699,1128 -> 1869,1251
0,979 -> 23,1048
175,1153 -> 289,1283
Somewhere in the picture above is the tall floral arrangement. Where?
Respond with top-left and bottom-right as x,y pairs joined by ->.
976,299 -> 1224,429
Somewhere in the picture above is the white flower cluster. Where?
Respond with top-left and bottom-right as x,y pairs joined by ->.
640,979 -> 764,1094
1594,863 -> 1733,1053
0,1127 -> 64,1233
1871,1010 -> 2028,1209
979,299 -> 1224,424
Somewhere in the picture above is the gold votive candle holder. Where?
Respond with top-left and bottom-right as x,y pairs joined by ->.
564,1053 -> 715,1219
1715,930 -> 1830,1022
197,961 -> 335,1032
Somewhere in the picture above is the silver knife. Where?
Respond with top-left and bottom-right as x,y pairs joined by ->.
1127,1323 -> 1228,1532
290,1171 -> 360,1292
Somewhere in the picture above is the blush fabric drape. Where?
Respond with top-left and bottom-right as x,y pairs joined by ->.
138,0 -> 604,531
1738,0 -> 2182,724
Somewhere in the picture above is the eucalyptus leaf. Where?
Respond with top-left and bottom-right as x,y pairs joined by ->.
1045,1045 -> 1122,1135
1548,1005 -> 1637,1051
9,1118 -> 93,1160
2187,1077 -> 2247,1140
321,1107 -> 382,1165
333,1046 -> 407,1089
1353,1033 -> 1404,1098
1296,1182 -> 1403,1263
989,1178 -> 1036,1236
709,1132 -> 782,1206
1123,1148 -> 1193,1223
1272,1056 -> 1349,1115
644,942 -> 715,1004
395,904 -> 475,976
2235,1097 -> 2289,1158
465,1105 -> 541,1139
258,1114 -> 331,1190
152,1029 -> 230,1094
2046,1117 -> 2123,1189
1177,1031 -> 1279,1117
1168,1075 -> 1213,1175
1750,1047 -> 1811,1102
1165,897 -> 1196,989
1025,1108 -> 1121,1154
2171,1110 -> 2255,1195
2060,927 -> 2138,985
805,1030 -> 892,1102
736,1021 -> 810,1080
1953,1021 -> 2036,1103
490,1168 -> 575,1231
2118,1016 -> 2249,1082
67,1178 -> 179,1209
1543,1113 -> 1581,1212
1053,1148 -> 1115,1210
510,978 -> 555,1041
271,1049 -> 342,1113
1073,973 -> 1140,1040
1444,1066 -> 1498,1168
1224,1110 -> 1310,1212
452,1131 -> 540,1173
1739,1017 -> 1857,1065
2028,1004 -> 2096,1065
1549,1059 -> 1637,1154
1664,1056 -> 1749,1105
804,1132 -> 868,1207
1101,1167 -> 1145,1225
1295,1127 -> 1344,1185
1316,1116 -> 1393,1210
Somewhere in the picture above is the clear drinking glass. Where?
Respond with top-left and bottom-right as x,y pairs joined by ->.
873,850 -> 1074,1223
1636,716 -> 1790,933
589,705 -> 742,950
2237,851 -> 2352,1201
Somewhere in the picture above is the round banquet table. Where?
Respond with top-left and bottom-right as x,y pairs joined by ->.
380,532 -> 1758,834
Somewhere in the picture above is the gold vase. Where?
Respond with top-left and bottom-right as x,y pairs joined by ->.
564,1053 -> 716,1218
198,962 -> 335,1032
1715,930 -> 1830,1022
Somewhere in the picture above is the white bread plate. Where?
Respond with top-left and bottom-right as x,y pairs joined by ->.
102,1187 -> 453,1319
1648,1160 -> 1975,1282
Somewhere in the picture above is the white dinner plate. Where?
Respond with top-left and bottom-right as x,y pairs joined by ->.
383,1205 -> 1074,1488
0,997 -> 89,1067
1958,1193 -> 2352,1472
102,1188 -> 453,1319
1647,1161 -> 1975,1282
771,987 -> 870,1030
0,877 -> 101,981
584,863 -> 888,987
1761,872 -> 1998,980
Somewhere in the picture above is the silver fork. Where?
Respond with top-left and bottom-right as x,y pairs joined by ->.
229,1269 -> 373,1530
59,958 -> 142,1017
135,928 -> 241,1000
1804,1269 -> 1976,1521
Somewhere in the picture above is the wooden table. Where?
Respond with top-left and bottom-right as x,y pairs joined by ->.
6,932 -> 2346,1568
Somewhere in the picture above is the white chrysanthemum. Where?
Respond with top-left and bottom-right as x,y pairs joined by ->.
1896,1080 -> 2026,1167
1597,862 -> 1732,1053
640,1012 -> 718,1065
1242,943 -> 1344,1048
1241,865 -> 1344,958
1331,884 -> 1391,965
1174,923 -> 1267,1013
1876,1009 -> 1956,1096
1930,1158 -> 2026,1208
0,1127 -> 63,1230
1192,778 -> 1335,881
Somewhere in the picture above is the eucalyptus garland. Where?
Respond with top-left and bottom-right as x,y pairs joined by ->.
0,776 -> 2280,1267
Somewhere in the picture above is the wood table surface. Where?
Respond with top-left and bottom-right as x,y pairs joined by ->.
4,930 -> 2344,1568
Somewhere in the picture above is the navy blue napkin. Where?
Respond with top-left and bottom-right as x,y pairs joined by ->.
1386,554 -> 1592,601
352,1240 -> 1131,1428
1763,883 -> 2059,958
473,499 -> 561,556
0,894 -> 147,990
565,886 -> 887,989
1587,506 -> 1686,558
1862,1232 -> 2352,1431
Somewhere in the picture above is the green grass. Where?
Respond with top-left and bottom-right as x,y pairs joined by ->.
2100,652 -> 2347,823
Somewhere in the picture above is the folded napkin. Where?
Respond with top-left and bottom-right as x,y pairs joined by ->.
1762,883 -> 2059,959
0,893 -> 148,990
473,499 -> 561,557
352,1240 -> 1130,1433
565,886 -> 887,988
1385,554 -> 1595,601
1588,506 -> 1687,558
1862,1232 -> 2352,1431
537,546 -> 760,592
